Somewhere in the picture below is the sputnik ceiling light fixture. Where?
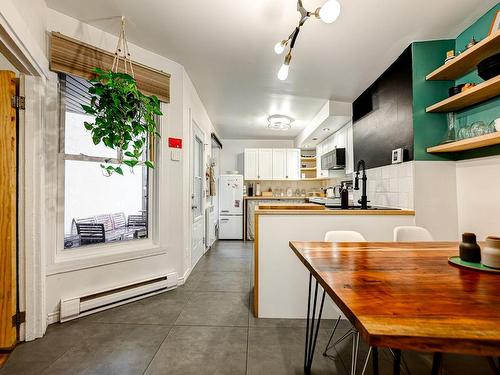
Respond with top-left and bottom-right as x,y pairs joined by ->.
275,0 -> 341,80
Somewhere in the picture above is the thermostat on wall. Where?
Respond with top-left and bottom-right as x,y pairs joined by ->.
391,148 -> 403,164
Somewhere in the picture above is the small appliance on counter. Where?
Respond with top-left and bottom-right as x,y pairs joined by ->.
219,174 -> 243,240
255,182 -> 261,196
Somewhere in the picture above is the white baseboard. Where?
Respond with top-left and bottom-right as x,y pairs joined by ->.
47,311 -> 60,325
178,267 -> 192,286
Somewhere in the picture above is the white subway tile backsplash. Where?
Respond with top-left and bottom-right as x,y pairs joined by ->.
352,162 -> 414,209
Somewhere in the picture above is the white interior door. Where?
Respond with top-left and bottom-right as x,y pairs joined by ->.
191,121 -> 205,267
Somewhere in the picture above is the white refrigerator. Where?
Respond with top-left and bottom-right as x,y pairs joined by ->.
218,174 -> 243,239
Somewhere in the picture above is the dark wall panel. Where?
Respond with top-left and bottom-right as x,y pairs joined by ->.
353,47 -> 413,169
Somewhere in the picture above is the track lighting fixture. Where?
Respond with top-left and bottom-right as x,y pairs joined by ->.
274,0 -> 341,80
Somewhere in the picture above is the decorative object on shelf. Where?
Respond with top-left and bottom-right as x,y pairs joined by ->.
442,112 -> 457,143
274,0 -> 341,80
457,120 -> 495,140
482,236 -> 500,269
444,49 -> 455,64
448,84 -> 464,97
465,36 -> 478,50
477,52 -> 500,81
267,114 -> 294,130
489,10 -> 500,35
459,232 -> 481,263
491,117 -> 500,132
82,17 -> 162,176
461,82 -> 476,92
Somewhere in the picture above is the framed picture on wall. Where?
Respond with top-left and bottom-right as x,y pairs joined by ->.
489,10 -> 500,35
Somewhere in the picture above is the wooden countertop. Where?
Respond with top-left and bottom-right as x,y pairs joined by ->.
244,196 -> 308,200
289,241 -> 500,356
255,203 -> 415,215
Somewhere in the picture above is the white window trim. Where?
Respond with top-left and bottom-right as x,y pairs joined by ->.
46,75 -> 165,274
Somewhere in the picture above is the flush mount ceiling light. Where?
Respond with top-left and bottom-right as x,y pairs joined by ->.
274,0 -> 341,81
268,115 -> 294,131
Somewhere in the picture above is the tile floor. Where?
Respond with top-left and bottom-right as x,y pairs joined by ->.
0,240 -> 494,374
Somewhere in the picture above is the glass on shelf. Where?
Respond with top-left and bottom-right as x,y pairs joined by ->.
442,112 -> 456,143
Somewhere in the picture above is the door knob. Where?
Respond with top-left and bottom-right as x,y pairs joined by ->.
192,205 -> 198,209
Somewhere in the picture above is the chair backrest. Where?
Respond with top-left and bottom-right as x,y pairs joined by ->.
393,226 -> 433,242
76,223 -> 105,244
71,217 -> 97,235
95,214 -> 114,232
128,214 -> 147,228
111,212 -> 127,230
324,230 -> 366,242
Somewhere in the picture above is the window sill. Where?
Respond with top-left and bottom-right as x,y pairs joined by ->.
46,239 -> 166,276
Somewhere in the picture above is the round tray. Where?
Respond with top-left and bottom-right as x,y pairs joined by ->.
448,256 -> 500,274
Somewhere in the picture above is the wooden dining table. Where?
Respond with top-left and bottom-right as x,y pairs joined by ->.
289,241 -> 500,375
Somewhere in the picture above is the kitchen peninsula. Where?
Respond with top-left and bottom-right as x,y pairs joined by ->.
253,203 -> 415,318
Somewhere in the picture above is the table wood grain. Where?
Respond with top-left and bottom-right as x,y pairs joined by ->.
289,241 -> 500,356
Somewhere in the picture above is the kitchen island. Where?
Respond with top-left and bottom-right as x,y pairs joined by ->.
253,203 -> 415,318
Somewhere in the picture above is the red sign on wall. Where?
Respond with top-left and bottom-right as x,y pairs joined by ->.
168,137 -> 183,149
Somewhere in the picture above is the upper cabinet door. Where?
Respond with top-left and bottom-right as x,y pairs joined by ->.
244,149 -> 259,180
272,149 -> 286,180
286,149 -> 300,180
258,149 -> 273,180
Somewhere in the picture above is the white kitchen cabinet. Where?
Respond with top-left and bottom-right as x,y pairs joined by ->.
272,149 -> 286,180
286,149 -> 300,179
245,148 -> 300,180
258,149 -> 273,180
244,149 -> 259,180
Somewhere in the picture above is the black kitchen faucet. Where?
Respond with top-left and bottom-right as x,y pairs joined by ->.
354,160 -> 369,209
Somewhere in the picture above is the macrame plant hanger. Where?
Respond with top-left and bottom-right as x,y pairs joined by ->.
112,16 -> 135,78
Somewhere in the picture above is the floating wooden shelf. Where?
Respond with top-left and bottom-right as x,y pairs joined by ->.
426,31 -> 500,81
300,167 -> 317,171
427,132 -> 500,153
301,157 -> 316,162
426,75 -> 500,113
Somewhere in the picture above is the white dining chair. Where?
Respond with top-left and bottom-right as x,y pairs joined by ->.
393,226 -> 433,242
323,230 -> 366,375
324,230 -> 366,243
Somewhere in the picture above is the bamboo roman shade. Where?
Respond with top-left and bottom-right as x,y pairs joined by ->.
50,32 -> 170,103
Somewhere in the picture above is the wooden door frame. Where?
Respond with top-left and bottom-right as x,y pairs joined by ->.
0,11 -> 49,343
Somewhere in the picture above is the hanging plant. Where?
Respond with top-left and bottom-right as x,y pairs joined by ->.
82,67 -> 162,176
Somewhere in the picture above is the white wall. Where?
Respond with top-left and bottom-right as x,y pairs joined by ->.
2,1 -> 217,325
456,155 -> 500,241
221,139 -> 294,175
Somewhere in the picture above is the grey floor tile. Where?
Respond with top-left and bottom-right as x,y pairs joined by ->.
40,323 -> 170,375
195,271 -> 250,292
84,288 -> 191,325
194,256 -> 251,272
175,291 -> 249,327
247,327 -> 348,375
0,321 -> 90,375
181,270 -> 203,290
144,326 -> 247,375
250,314 -> 351,330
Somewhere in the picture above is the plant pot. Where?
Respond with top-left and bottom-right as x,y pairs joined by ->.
481,236 -> 500,269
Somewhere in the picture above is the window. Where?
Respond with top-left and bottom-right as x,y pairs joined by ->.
59,74 -> 153,250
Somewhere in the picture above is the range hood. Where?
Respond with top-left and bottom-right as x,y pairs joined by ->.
295,100 -> 352,149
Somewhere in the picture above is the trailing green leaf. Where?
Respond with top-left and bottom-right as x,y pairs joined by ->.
81,68 -> 163,176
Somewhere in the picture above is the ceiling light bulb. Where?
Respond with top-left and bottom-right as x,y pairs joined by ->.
277,64 -> 289,81
319,0 -> 341,24
277,53 -> 292,81
274,41 -> 286,55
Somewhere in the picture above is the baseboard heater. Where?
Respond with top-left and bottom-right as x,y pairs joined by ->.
59,272 -> 178,322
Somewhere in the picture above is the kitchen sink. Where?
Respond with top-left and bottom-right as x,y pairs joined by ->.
325,205 -> 402,210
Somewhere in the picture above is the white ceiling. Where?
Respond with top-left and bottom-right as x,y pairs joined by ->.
45,0 -> 496,139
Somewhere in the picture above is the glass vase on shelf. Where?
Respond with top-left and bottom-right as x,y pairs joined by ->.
442,112 -> 456,143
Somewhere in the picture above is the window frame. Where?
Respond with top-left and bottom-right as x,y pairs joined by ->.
47,73 -> 163,274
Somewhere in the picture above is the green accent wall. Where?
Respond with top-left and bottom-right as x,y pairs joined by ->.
412,40 -> 455,161
412,4 -> 500,161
